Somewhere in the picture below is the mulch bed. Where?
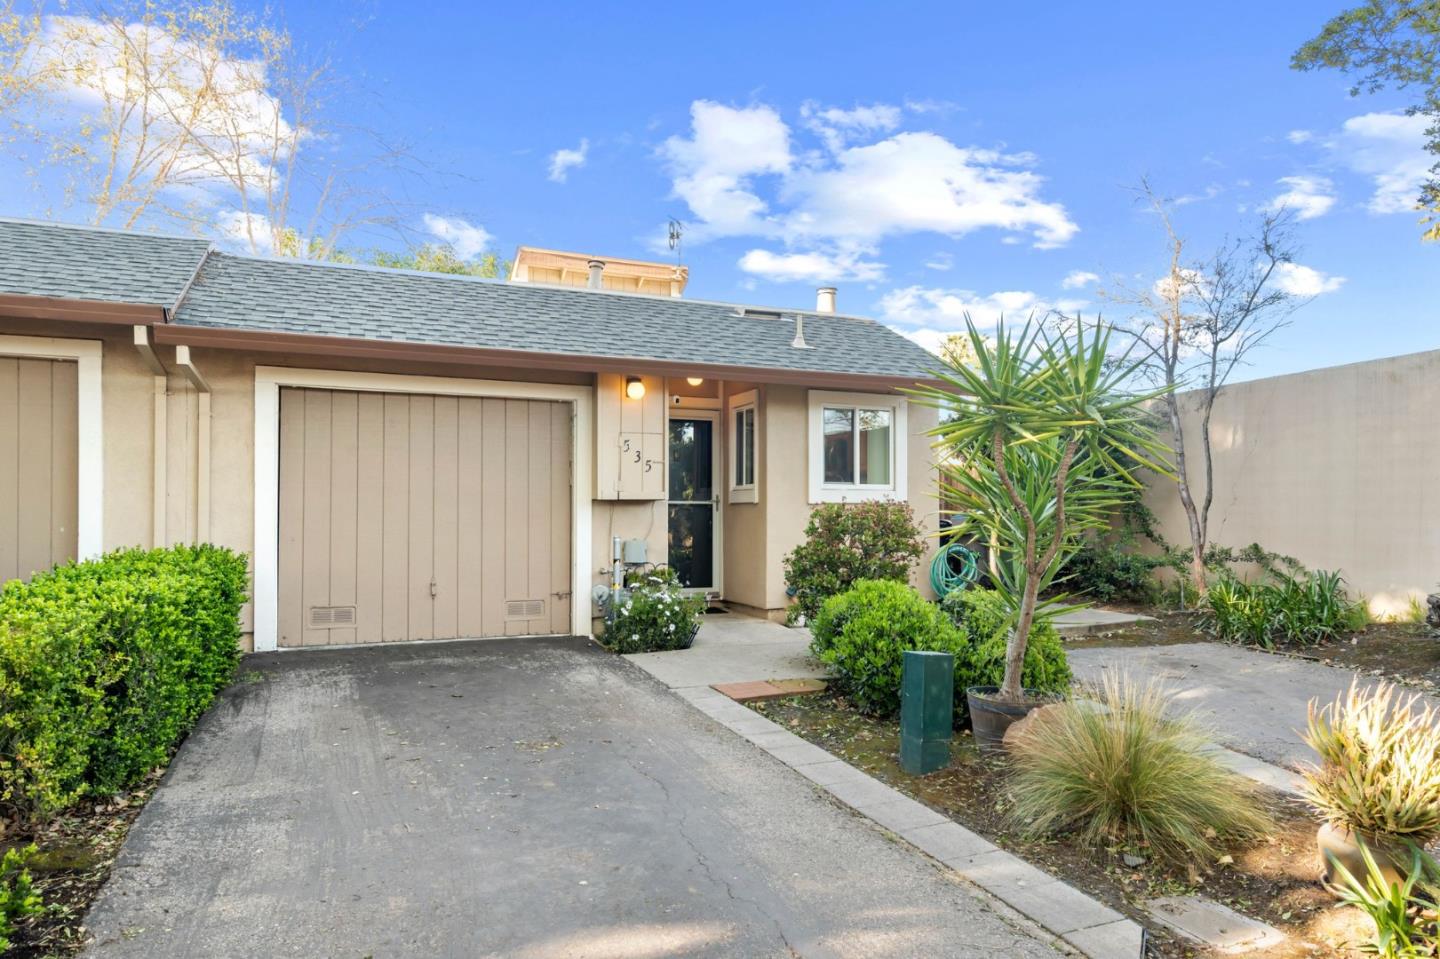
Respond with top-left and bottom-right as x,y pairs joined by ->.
751,692 -> 1371,958
1,770 -> 162,958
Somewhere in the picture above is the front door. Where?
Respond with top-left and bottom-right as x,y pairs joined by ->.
667,413 -> 719,592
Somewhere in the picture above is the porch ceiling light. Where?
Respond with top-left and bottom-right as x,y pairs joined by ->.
686,377 -> 704,386
625,376 -> 646,400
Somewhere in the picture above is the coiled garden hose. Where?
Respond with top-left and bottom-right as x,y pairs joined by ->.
930,542 -> 979,597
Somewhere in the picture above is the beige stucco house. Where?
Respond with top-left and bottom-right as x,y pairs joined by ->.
0,218 -> 941,651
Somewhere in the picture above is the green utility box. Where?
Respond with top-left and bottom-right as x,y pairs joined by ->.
900,650 -> 954,774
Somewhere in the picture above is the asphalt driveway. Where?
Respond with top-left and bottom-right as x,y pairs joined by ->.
83,637 -> 1062,959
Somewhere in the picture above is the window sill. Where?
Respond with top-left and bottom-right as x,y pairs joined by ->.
808,486 -> 902,505
729,486 -> 759,504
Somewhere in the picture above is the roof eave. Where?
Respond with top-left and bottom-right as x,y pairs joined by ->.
0,292 -> 167,325
154,324 -> 936,390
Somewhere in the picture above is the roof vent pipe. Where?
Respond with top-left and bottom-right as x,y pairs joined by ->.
816,286 -> 836,313
586,259 -> 605,290
791,314 -> 811,350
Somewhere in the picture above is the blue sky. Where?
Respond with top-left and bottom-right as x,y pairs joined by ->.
4,0 -> 1437,381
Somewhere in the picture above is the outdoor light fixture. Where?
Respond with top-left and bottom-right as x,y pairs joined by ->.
625,376 -> 646,400
686,377 -> 704,386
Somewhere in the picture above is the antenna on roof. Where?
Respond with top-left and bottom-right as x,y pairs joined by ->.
667,218 -> 684,267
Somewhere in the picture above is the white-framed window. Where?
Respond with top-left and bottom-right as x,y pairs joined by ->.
728,389 -> 759,504
806,390 -> 907,503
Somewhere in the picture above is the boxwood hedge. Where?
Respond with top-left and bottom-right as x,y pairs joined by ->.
0,545 -> 248,818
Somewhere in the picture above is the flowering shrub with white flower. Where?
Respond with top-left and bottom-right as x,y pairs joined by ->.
604,568 -> 706,654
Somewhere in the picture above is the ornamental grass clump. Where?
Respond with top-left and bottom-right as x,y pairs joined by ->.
1006,672 -> 1271,863
1303,681 -> 1440,843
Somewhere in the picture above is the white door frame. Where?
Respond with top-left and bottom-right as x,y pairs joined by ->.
253,366 -> 593,652
666,406 -> 723,597
0,334 -> 104,559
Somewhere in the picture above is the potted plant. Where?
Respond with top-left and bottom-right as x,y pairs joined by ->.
1303,681 -> 1440,889
911,317 -> 1171,749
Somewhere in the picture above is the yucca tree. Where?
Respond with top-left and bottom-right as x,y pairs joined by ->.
911,316 -> 1172,702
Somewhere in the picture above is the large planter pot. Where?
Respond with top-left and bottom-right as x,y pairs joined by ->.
966,686 -> 1062,753
1316,822 -> 1415,891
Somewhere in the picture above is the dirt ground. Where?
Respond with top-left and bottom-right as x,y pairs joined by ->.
751,692 -> 1375,959
1,770 -> 161,957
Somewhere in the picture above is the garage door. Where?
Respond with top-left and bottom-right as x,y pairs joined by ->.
277,388 -> 572,647
0,357 -> 78,583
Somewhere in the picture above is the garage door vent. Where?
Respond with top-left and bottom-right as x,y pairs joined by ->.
505,599 -> 546,619
309,606 -> 357,628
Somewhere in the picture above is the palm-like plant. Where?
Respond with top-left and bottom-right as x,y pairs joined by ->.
912,316 -> 1172,702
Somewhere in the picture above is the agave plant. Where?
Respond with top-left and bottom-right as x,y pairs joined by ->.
1304,681 -> 1440,841
911,316 -> 1172,702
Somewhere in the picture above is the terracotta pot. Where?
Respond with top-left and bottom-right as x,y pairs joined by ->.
1316,822 -> 1415,891
966,686 -> 1062,753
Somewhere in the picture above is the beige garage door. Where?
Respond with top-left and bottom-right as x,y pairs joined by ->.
277,388 -> 572,647
0,357 -> 78,583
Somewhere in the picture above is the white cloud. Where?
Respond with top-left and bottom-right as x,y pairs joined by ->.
1331,112 -> 1432,214
924,251 -> 954,271
783,132 -> 1077,249
659,101 -> 792,238
215,209 -> 276,255
33,15 -> 296,191
1061,269 -> 1099,290
547,138 -> 589,183
659,100 -> 1077,252
1287,130 -> 1315,145
422,213 -> 493,259
1273,262 -> 1345,296
737,248 -> 885,283
801,101 -> 902,152
878,286 -> 1084,331
1263,175 -> 1336,220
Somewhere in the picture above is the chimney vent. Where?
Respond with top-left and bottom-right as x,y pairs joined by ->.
586,259 -> 605,290
791,314 -> 812,350
816,287 -> 837,313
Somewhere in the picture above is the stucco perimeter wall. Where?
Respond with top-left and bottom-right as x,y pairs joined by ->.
1141,349 -> 1440,616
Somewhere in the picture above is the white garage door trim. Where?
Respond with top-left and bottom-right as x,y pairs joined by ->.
0,334 -> 103,560
253,366 -> 593,653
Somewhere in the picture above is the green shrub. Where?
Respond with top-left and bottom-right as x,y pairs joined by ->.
1304,681 -> 1440,842
0,844 -> 41,951
941,588 -> 1071,715
1204,569 -> 1365,647
603,567 -> 706,654
1007,672 -> 1271,863
783,502 -> 924,622
810,580 -> 964,717
812,583 -> 1071,725
0,545 -> 248,818
1061,540 -> 1162,604
1328,841 -> 1440,959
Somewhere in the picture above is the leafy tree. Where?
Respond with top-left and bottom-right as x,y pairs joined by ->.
913,317 -> 1170,702
368,243 -> 510,278
1292,0 -> 1440,239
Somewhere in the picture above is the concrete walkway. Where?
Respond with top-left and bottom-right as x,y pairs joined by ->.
625,612 -> 823,689
1051,607 -> 1154,638
85,638 -> 1065,959
1069,641 -> 1440,770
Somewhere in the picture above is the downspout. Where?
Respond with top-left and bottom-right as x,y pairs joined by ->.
132,326 -> 168,547
174,345 -> 212,543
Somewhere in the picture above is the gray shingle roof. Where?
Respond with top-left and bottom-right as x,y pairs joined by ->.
0,218 -> 211,308
0,218 -> 938,380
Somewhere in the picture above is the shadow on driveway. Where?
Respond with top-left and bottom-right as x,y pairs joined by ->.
84,637 -> 1062,958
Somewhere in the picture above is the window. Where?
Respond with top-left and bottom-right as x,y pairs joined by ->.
728,389 -> 759,504
807,390 -> 907,503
